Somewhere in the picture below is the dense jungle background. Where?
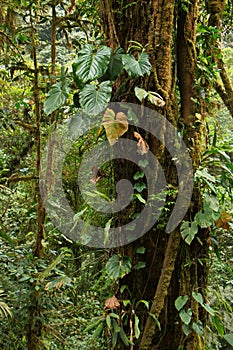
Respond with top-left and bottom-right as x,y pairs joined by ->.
0,0 -> 233,349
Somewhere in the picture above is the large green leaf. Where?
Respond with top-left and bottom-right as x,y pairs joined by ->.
44,82 -> 69,115
73,44 -> 112,83
223,333 -> 233,347
79,81 -> 112,115
105,254 -> 132,279
122,52 -> 152,78
181,221 -> 198,245
101,47 -> 125,81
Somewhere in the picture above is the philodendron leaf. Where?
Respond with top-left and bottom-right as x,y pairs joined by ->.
102,108 -> 128,145
192,291 -> 203,305
105,254 -> 131,279
179,309 -> 192,325
73,44 -> 112,83
79,81 -> 112,115
44,82 -> 69,115
101,47 -> 125,81
223,333 -> 233,347
175,295 -> 189,311
122,52 -> 152,78
181,221 -> 198,245
135,87 -> 148,102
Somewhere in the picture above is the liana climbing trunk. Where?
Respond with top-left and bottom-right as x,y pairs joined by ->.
101,1 -> 209,349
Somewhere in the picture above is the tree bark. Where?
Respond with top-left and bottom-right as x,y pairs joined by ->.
101,1 -> 209,349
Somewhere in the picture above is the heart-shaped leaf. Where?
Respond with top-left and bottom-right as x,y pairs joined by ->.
175,295 -> 189,311
73,44 -> 112,83
105,254 -> 132,279
192,291 -> 203,305
79,81 -> 112,115
101,47 -> 125,81
135,87 -> 148,102
179,309 -> 192,325
44,82 -> 69,115
103,108 -> 128,145
122,52 -> 152,78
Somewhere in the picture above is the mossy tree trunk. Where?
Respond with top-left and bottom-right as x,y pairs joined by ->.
101,1 -> 211,349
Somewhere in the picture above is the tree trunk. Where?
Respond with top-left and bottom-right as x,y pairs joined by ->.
101,1 -> 209,349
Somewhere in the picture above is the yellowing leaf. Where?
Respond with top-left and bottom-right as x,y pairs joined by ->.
148,92 -> 165,107
103,108 -> 128,145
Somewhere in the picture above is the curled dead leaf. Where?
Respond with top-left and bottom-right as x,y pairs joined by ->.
133,131 -> 149,155
104,295 -> 120,309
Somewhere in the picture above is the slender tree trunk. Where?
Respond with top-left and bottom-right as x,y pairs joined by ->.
28,9 -> 45,350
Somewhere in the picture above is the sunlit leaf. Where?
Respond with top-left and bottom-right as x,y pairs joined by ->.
134,314 -> 140,339
122,52 -> 152,78
103,108 -> 128,145
135,87 -> 148,102
73,44 -> 112,83
192,291 -> 203,305
148,92 -> 165,107
79,81 -> 112,115
44,82 -> 69,115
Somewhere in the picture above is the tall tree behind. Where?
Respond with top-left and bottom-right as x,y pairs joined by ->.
100,0 -> 232,349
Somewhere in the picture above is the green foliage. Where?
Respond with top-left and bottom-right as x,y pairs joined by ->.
122,52 -> 152,78
105,254 -> 132,279
44,81 -> 70,115
79,81 -> 112,115
73,44 -> 112,83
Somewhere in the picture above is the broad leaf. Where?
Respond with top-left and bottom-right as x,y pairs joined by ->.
136,246 -> 146,254
212,315 -> 224,336
135,87 -> 148,102
192,321 -> 204,337
68,113 -> 92,140
181,221 -> 198,245
133,171 -> 144,180
192,291 -> 203,305
202,303 -> 215,316
102,108 -> 128,145
122,52 -> 152,78
73,44 -> 112,83
175,295 -> 189,311
105,254 -> 132,279
44,82 -> 69,115
119,327 -> 129,346
79,81 -> 112,115
179,309 -> 192,325
223,333 -> 233,347
134,182 -> 147,193
102,47 -> 125,81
